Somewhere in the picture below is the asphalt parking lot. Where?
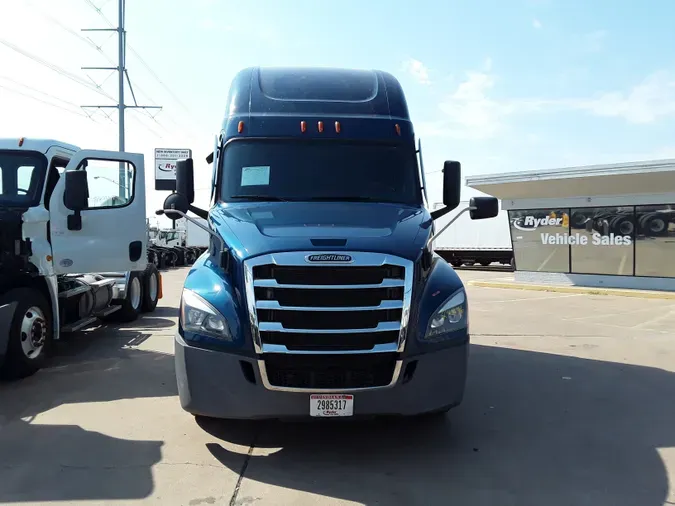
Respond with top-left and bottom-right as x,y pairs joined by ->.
2,267 -> 675,505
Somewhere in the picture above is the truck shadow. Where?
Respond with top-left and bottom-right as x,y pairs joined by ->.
199,344 -> 675,506
0,323 -> 177,503
48,313 -> 177,359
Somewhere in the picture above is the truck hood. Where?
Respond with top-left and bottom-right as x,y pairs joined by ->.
210,201 -> 432,262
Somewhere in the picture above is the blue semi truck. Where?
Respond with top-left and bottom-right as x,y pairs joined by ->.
160,66 -> 498,420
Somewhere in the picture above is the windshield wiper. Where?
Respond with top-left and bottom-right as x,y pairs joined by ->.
229,195 -> 289,202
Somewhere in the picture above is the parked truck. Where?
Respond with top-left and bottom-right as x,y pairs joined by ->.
0,138 -> 160,379
148,226 -> 201,266
160,67 -> 498,420
431,200 -> 513,268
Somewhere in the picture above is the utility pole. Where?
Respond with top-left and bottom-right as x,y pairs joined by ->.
81,0 -> 162,198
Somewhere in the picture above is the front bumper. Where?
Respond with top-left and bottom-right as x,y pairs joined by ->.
175,333 -> 469,420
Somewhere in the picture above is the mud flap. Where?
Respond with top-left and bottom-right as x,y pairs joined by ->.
0,302 -> 17,368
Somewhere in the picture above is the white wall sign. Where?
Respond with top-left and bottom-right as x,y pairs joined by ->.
540,232 -> 632,246
155,148 -> 192,191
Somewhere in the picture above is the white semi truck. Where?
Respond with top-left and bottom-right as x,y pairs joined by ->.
431,200 -> 513,267
0,138 -> 160,380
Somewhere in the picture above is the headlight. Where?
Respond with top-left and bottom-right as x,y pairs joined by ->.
423,289 -> 468,341
180,289 -> 232,341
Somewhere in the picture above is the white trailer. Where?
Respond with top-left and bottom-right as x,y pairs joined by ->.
431,200 -> 513,267
185,217 -> 209,249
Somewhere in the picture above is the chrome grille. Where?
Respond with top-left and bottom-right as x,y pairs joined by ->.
244,251 -> 413,391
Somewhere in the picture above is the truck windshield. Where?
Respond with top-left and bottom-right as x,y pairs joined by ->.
220,140 -> 422,205
0,151 -> 47,207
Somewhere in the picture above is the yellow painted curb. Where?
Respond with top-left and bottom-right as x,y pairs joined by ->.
467,280 -> 675,300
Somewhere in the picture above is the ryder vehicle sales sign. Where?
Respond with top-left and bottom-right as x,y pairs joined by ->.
513,214 -> 632,246
155,148 -> 192,191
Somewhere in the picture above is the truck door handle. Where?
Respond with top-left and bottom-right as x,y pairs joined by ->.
129,241 -> 142,262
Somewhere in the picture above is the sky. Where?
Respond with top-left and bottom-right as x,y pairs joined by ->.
1,0 -> 675,226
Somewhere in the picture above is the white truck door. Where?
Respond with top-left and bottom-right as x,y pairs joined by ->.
49,150 -> 148,274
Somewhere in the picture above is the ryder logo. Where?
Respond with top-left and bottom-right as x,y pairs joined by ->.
512,215 -> 564,232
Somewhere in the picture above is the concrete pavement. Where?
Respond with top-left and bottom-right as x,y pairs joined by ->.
1,267 -> 675,505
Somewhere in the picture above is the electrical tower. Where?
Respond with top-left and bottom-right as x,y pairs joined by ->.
81,0 -> 162,197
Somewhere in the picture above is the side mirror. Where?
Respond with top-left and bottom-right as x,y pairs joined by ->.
430,161 -> 461,220
176,158 -> 195,204
442,161 -> 461,210
64,170 -> 89,211
469,196 -> 499,220
161,192 -> 190,222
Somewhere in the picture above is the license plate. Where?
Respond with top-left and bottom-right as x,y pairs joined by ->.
310,394 -> 354,417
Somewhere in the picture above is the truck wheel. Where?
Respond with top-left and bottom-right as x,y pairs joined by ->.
0,288 -> 52,380
158,252 -> 167,270
141,264 -> 160,313
644,215 -> 668,237
110,272 -> 143,323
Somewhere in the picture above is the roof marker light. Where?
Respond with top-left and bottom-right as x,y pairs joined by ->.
300,121 -> 307,133
395,124 -> 401,136
18,137 -> 25,146
317,121 -> 324,133
335,121 -> 341,133
237,121 -> 244,133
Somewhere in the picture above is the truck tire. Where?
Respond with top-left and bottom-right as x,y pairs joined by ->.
611,216 -> 634,237
108,272 -> 143,323
642,214 -> 668,237
174,248 -> 185,266
157,251 -> 167,270
0,288 -> 52,380
141,264 -> 160,313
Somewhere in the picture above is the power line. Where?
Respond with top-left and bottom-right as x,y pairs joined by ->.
23,3 -> 172,142
0,37 -> 116,102
27,0 -> 117,66
31,1 -> 165,112
82,0 -> 200,123
0,83 -> 90,118
127,113 -> 164,139
0,75 -> 86,111
81,0 -> 204,144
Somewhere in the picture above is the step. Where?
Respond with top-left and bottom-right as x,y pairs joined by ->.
61,316 -> 98,333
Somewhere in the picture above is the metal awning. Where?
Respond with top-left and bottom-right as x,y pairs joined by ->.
465,158 -> 675,200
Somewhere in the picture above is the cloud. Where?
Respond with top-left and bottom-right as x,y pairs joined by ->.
419,66 -> 547,140
425,49 -> 652,141
419,64 -> 675,140
571,71 -> 675,123
533,18 -> 543,29
402,58 -> 431,85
